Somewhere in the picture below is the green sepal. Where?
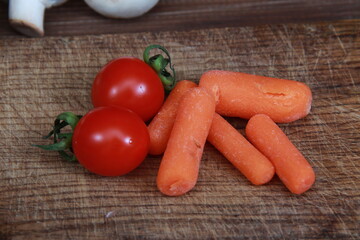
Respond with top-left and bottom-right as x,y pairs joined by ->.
143,44 -> 176,93
58,150 -> 78,162
56,112 -> 80,130
33,140 -> 70,151
34,112 -> 81,162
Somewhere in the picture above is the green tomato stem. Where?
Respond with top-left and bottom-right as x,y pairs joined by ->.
34,112 -> 81,162
143,44 -> 176,93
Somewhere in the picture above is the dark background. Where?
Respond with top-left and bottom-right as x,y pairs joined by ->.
0,0 -> 359,37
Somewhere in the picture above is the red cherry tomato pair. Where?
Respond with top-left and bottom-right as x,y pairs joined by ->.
73,57 -> 165,176
38,45 -> 175,177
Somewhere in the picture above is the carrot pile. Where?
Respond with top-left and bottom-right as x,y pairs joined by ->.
149,70 -> 315,196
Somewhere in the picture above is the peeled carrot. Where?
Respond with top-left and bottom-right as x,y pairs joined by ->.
208,113 -> 275,185
148,80 -> 197,155
156,87 -> 215,196
245,114 -> 315,194
199,70 -> 312,123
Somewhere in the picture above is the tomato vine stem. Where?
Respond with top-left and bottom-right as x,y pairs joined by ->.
33,112 -> 82,162
143,44 -> 176,93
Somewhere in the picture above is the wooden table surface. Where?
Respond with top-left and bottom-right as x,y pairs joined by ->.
1,1 -> 360,239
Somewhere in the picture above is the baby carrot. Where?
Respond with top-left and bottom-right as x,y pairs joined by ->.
208,113 -> 275,185
156,87 -> 215,196
199,70 -> 312,123
148,80 -> 197,155
245,114 -> 315,194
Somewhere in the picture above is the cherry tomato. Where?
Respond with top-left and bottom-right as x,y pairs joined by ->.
91,57 -> 164,122
72,106 -> 150,176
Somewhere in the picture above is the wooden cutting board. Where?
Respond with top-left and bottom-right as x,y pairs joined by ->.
0,20 -> 359,239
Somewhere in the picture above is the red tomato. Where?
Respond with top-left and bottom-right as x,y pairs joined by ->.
72,106 -> 150,176
91,57 -> 164,122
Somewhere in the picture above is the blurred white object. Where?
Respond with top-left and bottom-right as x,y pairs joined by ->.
8,0 -> 68,37
84,0 -> 159,19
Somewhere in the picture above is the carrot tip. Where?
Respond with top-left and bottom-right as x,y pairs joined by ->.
158,180 -> 195,196
252,168 -> 276,185
290,174 -> 316,194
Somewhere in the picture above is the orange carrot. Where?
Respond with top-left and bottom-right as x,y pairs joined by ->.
148,80 -> 197,155
245,114 -> 315,194
208,113 -> 275,185
156,87 -> 215,196
199,70 -> 312,123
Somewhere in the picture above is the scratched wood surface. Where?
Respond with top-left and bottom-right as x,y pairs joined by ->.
1,0 -> 360,37
1,20 -> 360,239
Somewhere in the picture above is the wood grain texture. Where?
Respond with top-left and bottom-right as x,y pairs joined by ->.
0,0 -> 360,37
0,20 -> 360,239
